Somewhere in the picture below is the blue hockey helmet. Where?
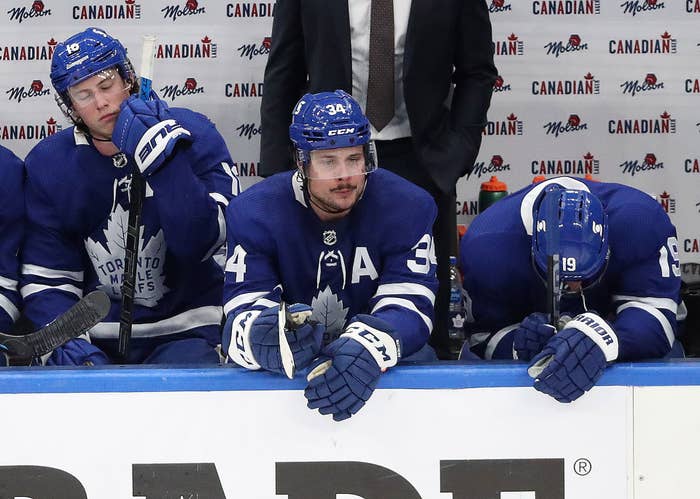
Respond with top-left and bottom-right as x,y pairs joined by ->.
532,185 -> 609,283
289,90 -> 377,177
50,27 -> 136,118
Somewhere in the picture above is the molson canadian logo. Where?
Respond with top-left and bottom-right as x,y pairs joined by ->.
233,161 -> 260,176
686,78 -> 700,93
159,77 -> 205,101
162,0 -> 205,21
621,0 -> 665,16
494,34 -> 524,56
620,73 -> 664,96
532,72 -> 600,95
469,155 -> 511,179
72,0 -> 140,20
531,152 -> 599,175
6,79 -> 51,103
0,37 -> 56,61
224,82 -> 263,97
609,32 -> 676,54
544,34 -> 589,57
608,111 -> 675,134
226,2 -> 275,17
237,37 -> 271,60
532,0 -> 600,15
489,0 -> 512,12
483,113 -> 523,136
493,75 -> 512,93
619,153 -> 664,176
0,116 -> 60,140
543,114 -> 588,138
657,191 -> 676,214
156,36 -> 217,59
6,0 -> 52,23
688,0 -> 700,12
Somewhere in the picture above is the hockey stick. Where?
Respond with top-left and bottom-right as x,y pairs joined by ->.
546,253 -> 561,331
278,301 -> 295,379
0,290 -> 110,361
118,34 -> 157,358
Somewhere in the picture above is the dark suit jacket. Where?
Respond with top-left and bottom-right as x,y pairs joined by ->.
259,0 -> 497,194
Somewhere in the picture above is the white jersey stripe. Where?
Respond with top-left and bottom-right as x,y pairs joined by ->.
612,294 -> 677,313
0,275 -> 18,291
20,283 -> 83,299
485,323 -> 519,360
89,305 -> 223,339
224,291 -> 268,315
22,264 -> 84,282
201,205 -> 227,262
371,297 -> 433,332
0,294 -> 20,321
375,282 -> 436,306
616,301 -> 675,347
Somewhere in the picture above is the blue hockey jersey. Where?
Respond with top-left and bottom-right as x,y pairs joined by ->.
460,176 -> 680,361
21,108 -> 239,362
224,169 -> 438,356
0,145 -> 24,332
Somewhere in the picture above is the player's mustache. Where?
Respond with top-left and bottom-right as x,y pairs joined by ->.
331,183 -> 356,191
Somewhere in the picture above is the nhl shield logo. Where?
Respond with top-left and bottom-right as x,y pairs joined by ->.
112,153 -> 128,168
323,230 -> 337,246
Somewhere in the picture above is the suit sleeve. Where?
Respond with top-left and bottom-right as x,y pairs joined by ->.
146,113 -> 239,264
259,0 -> 307,177
367,198 -> 439,356
608,203 -> 681,360
418,0 -> 497,192
0,147 -> 24,331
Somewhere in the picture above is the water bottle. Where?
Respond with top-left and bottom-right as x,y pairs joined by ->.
448,256 -> 466,357
478,176 -> 508,213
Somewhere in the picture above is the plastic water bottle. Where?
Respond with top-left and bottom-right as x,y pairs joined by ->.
478,176 -> 508,213
448,256 -> 466,357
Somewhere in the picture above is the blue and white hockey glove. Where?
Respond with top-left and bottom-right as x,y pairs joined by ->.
513,312 -> 556,361
527,312 -> 618,403
113,91 -> 192,176
305,314 -> 401,422
45,338 -> 110,366
223,304 -> 324,375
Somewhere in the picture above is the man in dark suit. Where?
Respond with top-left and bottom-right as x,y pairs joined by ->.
259,0 -> 497,359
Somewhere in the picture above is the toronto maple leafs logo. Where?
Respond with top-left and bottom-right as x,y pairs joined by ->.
85,202 -> 169,307
311,285 -> 348,343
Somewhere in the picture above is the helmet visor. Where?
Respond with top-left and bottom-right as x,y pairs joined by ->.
67,68 -> 131,109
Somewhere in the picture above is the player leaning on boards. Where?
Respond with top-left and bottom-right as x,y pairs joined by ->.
223,90 -> 438,421
459,176 -> 682,403
20,27 -> 239,365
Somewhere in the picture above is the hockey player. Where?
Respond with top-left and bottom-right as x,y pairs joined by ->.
0,146 -> 24,340
223,90 -> 438,421
21,27 -> 239,364
460,176 -> 681,402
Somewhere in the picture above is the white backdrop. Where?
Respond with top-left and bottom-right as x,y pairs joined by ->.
0,0 -> 698,262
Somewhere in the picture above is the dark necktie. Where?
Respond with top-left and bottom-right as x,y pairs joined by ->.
366,0 -> 395,131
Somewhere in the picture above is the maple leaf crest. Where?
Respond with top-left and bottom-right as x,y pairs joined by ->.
84,203 -> 169,307
310,285 -> 348,343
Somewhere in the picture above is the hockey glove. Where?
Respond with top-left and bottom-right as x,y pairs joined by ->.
224,304 -> 324,375
113,91 -> 192,177
305,314 -> 401,422
527,312 -> 618,403
0,345 -> 8,367
45,338 -> 110,366
513,312 -> 556,361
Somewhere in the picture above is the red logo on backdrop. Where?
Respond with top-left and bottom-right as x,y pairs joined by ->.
645,153 -> 657,165
31,80 -> 43,92
126,0 -> 135,3
568,115 -> 581,127
262,37 -> 272,50
648,0 -> 657,5
569,34 -> 581,47
495,76 -> 504,88
185,78 -> 197,91
493,0 -> 504,6
491,155 -> 503,167
186,0 -> 198,10
645,73 -> 657,85
32,0 -> 44,12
